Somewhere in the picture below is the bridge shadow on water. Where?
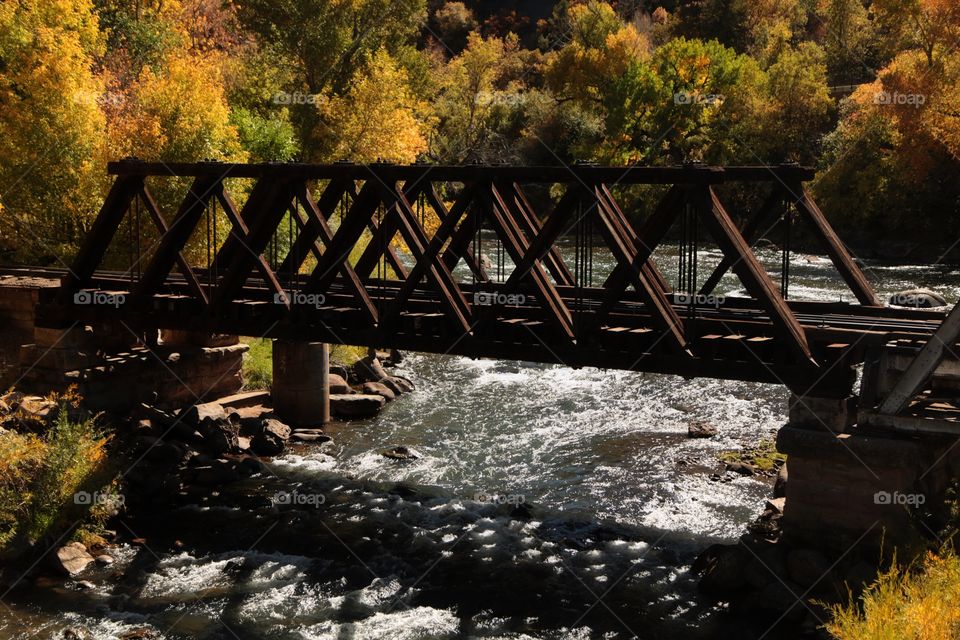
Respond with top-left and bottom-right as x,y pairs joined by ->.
42,466 -> 806,640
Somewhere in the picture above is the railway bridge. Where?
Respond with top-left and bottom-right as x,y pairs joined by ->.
18,159 -> 960,552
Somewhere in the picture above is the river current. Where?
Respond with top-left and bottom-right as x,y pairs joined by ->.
2,244 -> 959,639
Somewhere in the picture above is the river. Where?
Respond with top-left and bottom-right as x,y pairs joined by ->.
2,244 -> 959,639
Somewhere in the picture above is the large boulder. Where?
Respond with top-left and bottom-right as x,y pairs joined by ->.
180,401 -> 226,427
291,429 -> 332,443
330,394 -> 386,419
390,376 -> 415,393
688,421 -> 717,439
381,446 -> 419,460
251,418 -> 292,456
329,374 -> 352,395
361,382 -> 396,402
774,462 -> 788,498
199,414 -> 241,457
54,542 -> 95,576
888,288 -> 949,309
352,356 -> 388,384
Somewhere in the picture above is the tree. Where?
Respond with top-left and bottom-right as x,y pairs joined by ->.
814,48 -> 960,243
430,32 -> 537,164
319,50 -> 428,164
223,44 -> 301,161
94,0 -> 186,81
733,0 -> 807,67
0,0 -> 109,262
110,51 -> 245,162
569,1 -> 625,49
107,48 -> 247,249
432,1 -> 476,52
544,2 -> 649,108
873,0 -> 960,67
817,0 -> 875,84
674,0 -> 807,61
234,0 -> 427,156
637,37 -> 768,164
761,42 -> 834,161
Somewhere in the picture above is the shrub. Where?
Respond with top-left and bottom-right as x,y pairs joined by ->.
0,408 -> 114,558
828,552 -> 960,640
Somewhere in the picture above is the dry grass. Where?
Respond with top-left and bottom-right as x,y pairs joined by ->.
828,551 -> 960,640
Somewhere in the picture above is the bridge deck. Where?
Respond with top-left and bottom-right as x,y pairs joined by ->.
34,266 -> 944,392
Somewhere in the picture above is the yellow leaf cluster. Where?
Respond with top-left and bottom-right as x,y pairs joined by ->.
321,49 -> 428,164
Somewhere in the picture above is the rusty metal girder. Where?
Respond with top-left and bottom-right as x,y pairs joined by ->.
57,161 -> 878,386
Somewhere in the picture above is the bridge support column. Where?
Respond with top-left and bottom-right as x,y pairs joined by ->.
787,393 -> 857,433
777,411 -> 956,554
272,340 -> 330,427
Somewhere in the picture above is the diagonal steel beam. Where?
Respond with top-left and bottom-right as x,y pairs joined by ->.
381,184 -> 476,325
372,180 -> 473,333
136,184 -> 208,306
878,299 -> 960,414
501,185 -> 583,293
305,181 -> 381,296
211,179 -> 293,310
595,185 -> 686,324
591,187 -> 688,353
599,185 -> 672,294
699,187 -> 785,297
697,186 -> 814,365
277,179 -> 350,277
294,184 -> 378,324
789,182 -> 880,306
135,175 -> 221,300
440,197 -> 490,282
503,182 -> 576,287
424,184 -> 486,280
483,183 -> 575,343
63,175 -> 142,298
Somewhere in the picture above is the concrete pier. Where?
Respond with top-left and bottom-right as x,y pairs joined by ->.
271,340 -> 330,426
779,347 -> 960,554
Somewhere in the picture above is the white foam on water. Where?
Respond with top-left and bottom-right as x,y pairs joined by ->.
298,605 -> 460,639
139,552 -> 236,598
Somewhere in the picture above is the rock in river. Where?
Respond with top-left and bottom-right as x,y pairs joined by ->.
330,394 -> 385,419
381,446 -> 419,461
888,288 -> 948,309
687,421 -> 717,438
54,542 -> 95,576
361,381 -> 396,402
252,418 -> 292,456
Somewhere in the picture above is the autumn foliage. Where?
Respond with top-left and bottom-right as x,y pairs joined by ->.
0,0 -> 956,262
